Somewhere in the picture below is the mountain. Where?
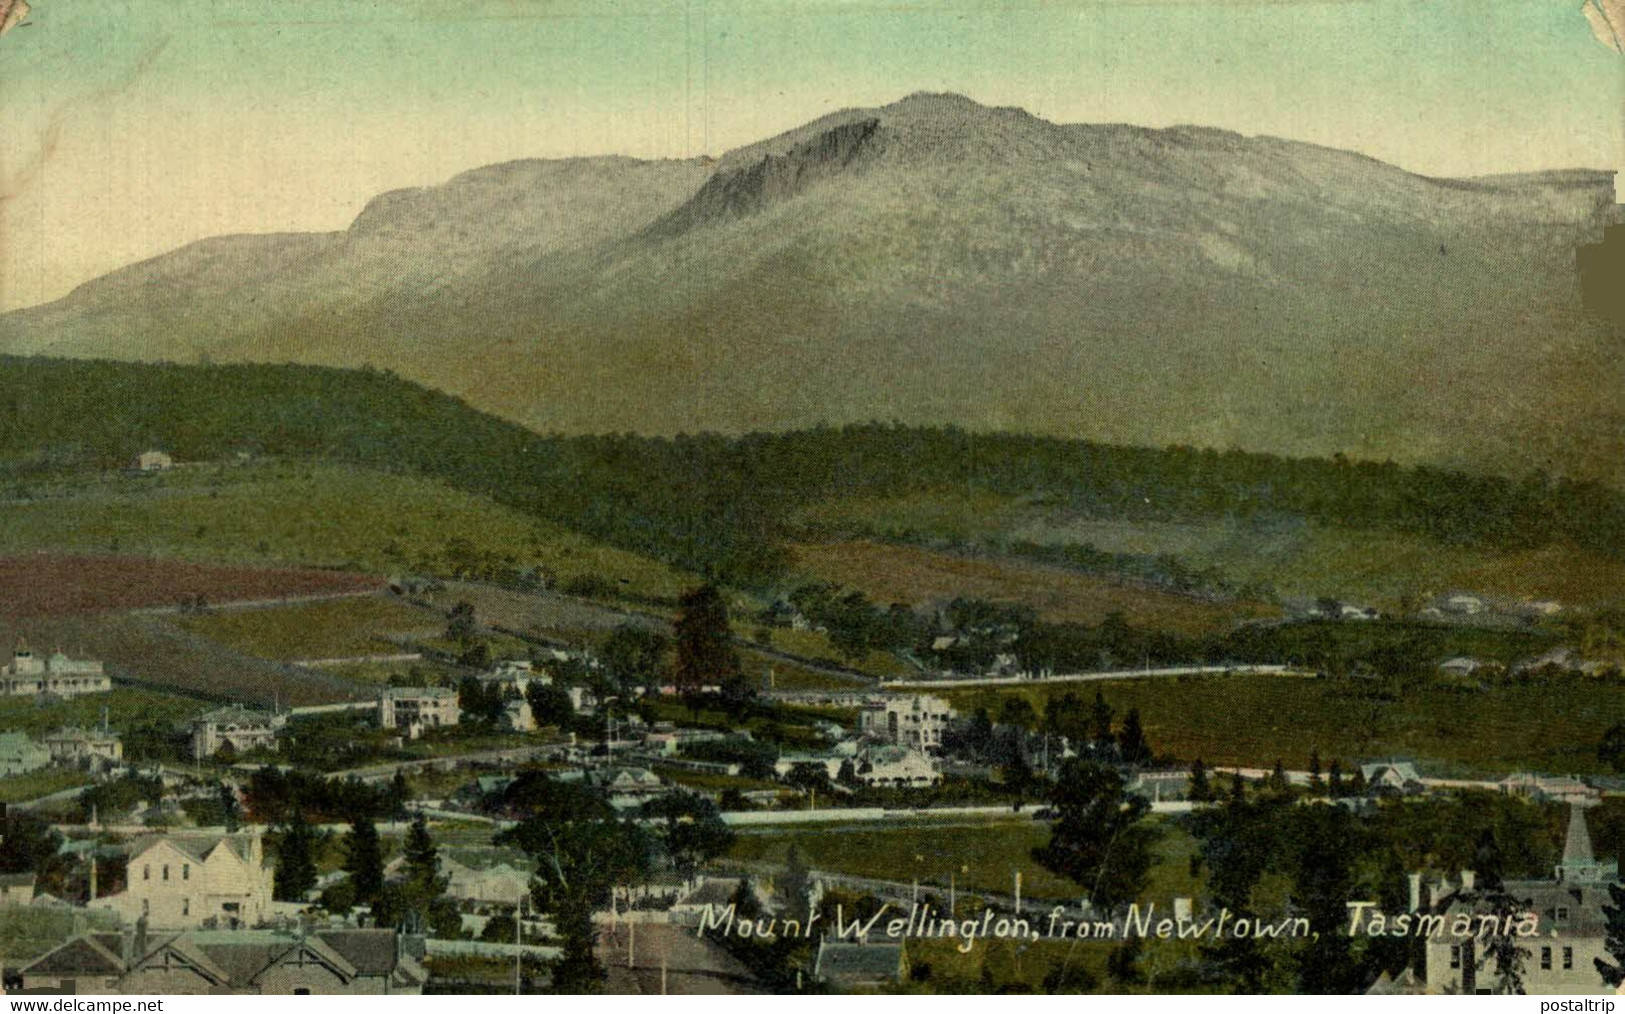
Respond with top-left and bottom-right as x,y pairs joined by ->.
3,93 -> 1621,481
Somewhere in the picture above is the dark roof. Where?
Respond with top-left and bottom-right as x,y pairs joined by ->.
19,934 -> 126,978
317,929 -> 404,976
814,941 -> 906,984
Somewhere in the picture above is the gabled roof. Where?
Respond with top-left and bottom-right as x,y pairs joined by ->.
814,940 -> 906,983
18,933 -> 127,978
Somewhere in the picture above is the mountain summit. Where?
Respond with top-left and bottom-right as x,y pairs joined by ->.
3,94 -> 1620,480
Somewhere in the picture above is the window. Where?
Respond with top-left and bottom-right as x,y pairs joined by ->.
1541,947 -> 1553,970
182,863 -> 190,881
182,898 -> 190,917
1564,947 -> 1574,970
1557,906 -> 1570,922
1449,945 -> 1461,969
162,864 -> 170,881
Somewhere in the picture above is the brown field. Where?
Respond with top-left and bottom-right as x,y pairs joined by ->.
0,554 -> 382,620
790,541 -> 1279,635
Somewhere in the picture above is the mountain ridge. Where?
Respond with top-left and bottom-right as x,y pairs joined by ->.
2,92 -> 1619,483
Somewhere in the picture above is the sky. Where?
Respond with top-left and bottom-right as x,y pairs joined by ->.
0,0 -> 1620,311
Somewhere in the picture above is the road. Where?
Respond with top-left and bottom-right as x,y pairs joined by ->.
882,663 -> 1312,690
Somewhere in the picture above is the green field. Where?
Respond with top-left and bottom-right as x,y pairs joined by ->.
729,815 -> 1200,905
0,460 -> 696,602
0,767 -> 93,803
946,671 -> 1625,777
172,595 -> 437,661
0,687 -> 208,737
794,491 -> 1625,611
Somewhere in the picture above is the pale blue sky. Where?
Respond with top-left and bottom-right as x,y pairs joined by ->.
1,0 -> 1619,309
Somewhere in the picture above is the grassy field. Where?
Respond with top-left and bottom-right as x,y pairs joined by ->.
0,686 -> 208,737
729,814 -> 1200,905
0,767 -> 93,803
0,460 -> 695,602
790,541 -> 1277,635
945,672 -> 1625,777
793,491 -> 1625,611
172,595 -> 438,661
754,627 -> 915,681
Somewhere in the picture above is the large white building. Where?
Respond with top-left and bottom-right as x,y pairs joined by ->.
1,640 -> 111,699
43,727 -> 124,770
98,832 -> 275,930
378,686 -> 459,738
859,694 -> 955,753
191,706 -> 282,760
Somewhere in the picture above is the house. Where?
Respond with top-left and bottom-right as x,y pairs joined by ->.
0,730 -> 52,775
1361,762 -> 1425,797
858,694 -> 955,753
191,706 -> 281,760
44,727 -> 124,770
774,752 -> 844,780
377,686 -> 458,737
1417,805 -> 1619,994
1,640 -> 112,699
1438,657 -> 1483,678
131,450 -> 175,472
669,876 -> 773,924
1500,772 -> 1600,805
0,872 -> 37,905
440,854 -> 533,905
857,746 -> 941,788
813,940 -> 909,990
477,659 -> 546,695
97,831 -> 275,929
1365,967 -> 1429,995
501,697 -> 535,733
19,926 -> 427,995
1443,594 -> 1485,615
1340,604 -> 1380,621
1128,770 -> 1192,802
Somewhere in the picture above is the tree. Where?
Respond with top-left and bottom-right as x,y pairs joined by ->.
1328,759 -> 1345,799
1032,759 -> 1156,909
0,813 -> 64,879
218,782 -> 241,832
1595,882 -> 1625,987
673,584 -> 742,699
1090,691 -> 1115,748
499,815 -> 654,991
1189,759 -> 1211,802
1478,887 -> 1533,994
642,791 -> 733,883
1600,723 -> 1625,773
273,814 -> 320,902
1269,760 -> 1289,795
780,845 -> 812,923
526,681 -> 576,729
446,600 -> 478,645
1116,708 -> 1151,766
601,624 -> 670,695
344,818 -> 385,907
1308,750 -> 1324,795
374,813 -> 459,938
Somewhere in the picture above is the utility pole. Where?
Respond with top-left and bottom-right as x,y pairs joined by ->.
628,919 -> 636,969
1014,870 -> 1022,914
514,892 -> 523,995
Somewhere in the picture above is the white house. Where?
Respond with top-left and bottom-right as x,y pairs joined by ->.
378,686 -> 459,738
859,694 -> 955,753
43,727 -> 124,770
191,706 -> 281,759
99,832 -> 275,930
858,746 -> 941,788
1,640 -> 112,699
132,450 -> 175,472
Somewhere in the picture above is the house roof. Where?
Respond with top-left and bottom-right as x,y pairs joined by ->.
195,706 -> 276,726
19,933 -> 127,978
127,832 -> 259,866
814,941 -> 906,983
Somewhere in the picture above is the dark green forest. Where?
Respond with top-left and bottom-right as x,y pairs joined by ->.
3,355 -> 1622,585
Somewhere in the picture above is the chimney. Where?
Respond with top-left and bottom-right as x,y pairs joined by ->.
1461,870 -> 1476,892
1408,872 -> 1422,912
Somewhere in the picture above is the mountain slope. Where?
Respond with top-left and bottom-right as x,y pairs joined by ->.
3,93 -> 1620,481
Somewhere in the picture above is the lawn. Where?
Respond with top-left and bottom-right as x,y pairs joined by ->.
0,767 -> 93,803
728,814 -> 1200,906
172,595 -> 438,662
0,460 -> 695,603
0,687 -> 208,737
945,671 -> 1625,777
789,541 -> 1276,636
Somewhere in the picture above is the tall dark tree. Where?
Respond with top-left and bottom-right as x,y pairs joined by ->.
1116,708 -> 1151,766
344,818 -> 386,906
526,681 -> 576,729
1308,750 -> 1324,795
642,791 -> 733,883
1032,759 -> 1156,909
600,624 -> 670,695
273,814 -> 320,902
1596,883 -> 1625,987
1189,759 -> 1211,802
1089,691 -> 1115,748
217,782 -> 241,832
673,584 -> 742,699
446,600 -> 478,645
780,845 -> 812,924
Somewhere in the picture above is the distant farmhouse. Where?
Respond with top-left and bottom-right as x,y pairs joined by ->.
130,449 -> 174,472
1,639 -> 112,699
191,706 -> 282,760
